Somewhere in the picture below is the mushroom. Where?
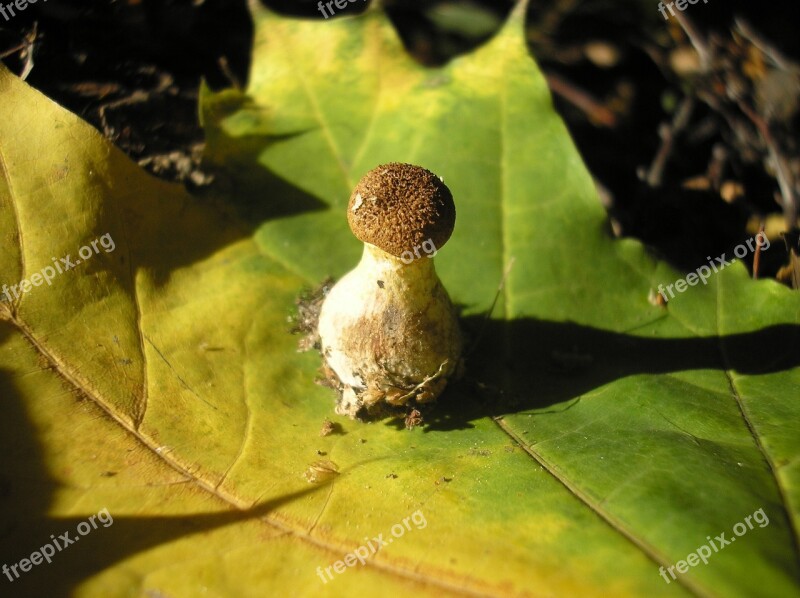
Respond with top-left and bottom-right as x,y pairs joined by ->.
317,163 -> 463,420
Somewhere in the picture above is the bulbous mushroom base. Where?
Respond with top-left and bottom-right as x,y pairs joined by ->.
317,245 -> 463,420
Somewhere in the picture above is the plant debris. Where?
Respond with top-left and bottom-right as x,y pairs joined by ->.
303,460 -> 339,484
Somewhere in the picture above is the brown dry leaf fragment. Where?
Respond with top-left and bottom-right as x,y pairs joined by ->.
319,418 -> 343,437
404,409 -> 423,430
320,419 -> 334,437
303,460 -> 339,484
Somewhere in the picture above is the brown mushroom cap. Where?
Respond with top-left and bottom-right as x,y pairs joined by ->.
347,163 -> 456,258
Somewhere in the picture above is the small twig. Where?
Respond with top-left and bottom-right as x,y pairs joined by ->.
0,39 -> 26,60
781,229 -> 800,289
97,90 -> 150,138
217,56 -> 242,90
392,360 -> 450,404
0,25 -> 36,79
674,12 -> 711,71
706,143 -> 728,192
645,97 -> 694,187
739,101 -> 800,228
734,18 -> 797,72
545,73 -> 617,128
18,22 -> 35,80
753,221 -> 765,279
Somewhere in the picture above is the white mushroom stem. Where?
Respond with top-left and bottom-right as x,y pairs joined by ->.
318,243 -> 462,415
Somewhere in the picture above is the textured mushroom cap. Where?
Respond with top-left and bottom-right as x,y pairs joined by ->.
347,163 -> 455,258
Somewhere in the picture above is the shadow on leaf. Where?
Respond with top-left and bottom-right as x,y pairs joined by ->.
0,359 -> 331,598
424,317 -> 800,431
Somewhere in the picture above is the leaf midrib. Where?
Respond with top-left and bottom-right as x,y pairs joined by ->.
9,311 -> 512,597
715,278 -> 800,562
